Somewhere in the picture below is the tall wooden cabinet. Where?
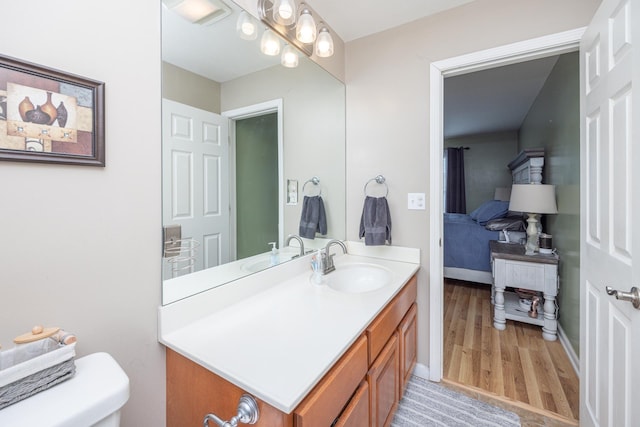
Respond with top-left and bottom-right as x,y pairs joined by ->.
166,274 -> 418,427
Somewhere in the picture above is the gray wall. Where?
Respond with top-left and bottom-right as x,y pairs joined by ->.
445,131 -> 519,213
162,61 -> 221,113
0,1 -> 164,426
519,52 -> 581,355
345,0 -> 600,365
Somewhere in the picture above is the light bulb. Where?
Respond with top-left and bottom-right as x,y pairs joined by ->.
236,11 -> 257,40
273,0 -> 296,25
296,9 -> 316,44
281,44 -> 299,68
315,27 -> 334,57
261,29 -> 281,56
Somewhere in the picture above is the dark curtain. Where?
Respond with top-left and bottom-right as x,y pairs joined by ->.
445,147 -> 466,213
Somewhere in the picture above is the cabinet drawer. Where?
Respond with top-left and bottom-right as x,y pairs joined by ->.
366,275 -> 417,364
294,335 -> 368,427
332,381 -> 370,427
495,259 -> 558,294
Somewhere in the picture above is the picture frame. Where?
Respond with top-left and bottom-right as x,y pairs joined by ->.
0,54 -> 105,166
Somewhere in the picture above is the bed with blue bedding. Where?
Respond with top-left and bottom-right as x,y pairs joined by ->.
443,199 -> 521,285
444,213 -> 500,274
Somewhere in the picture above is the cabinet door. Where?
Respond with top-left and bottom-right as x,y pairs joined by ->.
368,333 -> 399,427
295,336 -> 368,427
398,304 -> 417,394
333,381 -> 370,427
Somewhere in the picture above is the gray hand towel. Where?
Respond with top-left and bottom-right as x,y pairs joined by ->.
299,195 -> 327,239
359,196 -> 392,246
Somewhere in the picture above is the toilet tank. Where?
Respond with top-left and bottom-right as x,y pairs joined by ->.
0,352 -> 130,427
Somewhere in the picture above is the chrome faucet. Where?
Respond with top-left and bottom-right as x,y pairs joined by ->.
323,239 -> 347,274
285,234 -> 305,257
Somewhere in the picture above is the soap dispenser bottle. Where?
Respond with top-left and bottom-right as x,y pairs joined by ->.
269,242 -> 279,266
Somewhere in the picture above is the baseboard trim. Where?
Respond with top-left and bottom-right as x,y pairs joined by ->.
557,325 -> 580,378
412,363 -> 430,381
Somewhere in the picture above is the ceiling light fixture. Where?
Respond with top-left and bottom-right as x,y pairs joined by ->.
162,0 -> 231,26
236,10 -> 258,40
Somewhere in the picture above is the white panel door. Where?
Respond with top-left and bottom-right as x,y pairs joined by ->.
162,99 -> 230,279
580,0 -> 640,426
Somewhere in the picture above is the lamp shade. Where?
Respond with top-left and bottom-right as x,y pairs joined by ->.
509,184 -> 558,214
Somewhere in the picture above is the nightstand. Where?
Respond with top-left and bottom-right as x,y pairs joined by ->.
490,240 -> 559,341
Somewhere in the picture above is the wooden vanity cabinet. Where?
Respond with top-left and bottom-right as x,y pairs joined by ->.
166,274 -> 418,427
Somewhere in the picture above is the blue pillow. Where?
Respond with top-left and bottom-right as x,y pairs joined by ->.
469,200 -> 510,225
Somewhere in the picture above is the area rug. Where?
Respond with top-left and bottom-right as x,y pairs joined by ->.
391,376 -> 521,427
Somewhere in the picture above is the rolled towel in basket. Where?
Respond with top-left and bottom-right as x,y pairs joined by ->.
359,196 -> 392,246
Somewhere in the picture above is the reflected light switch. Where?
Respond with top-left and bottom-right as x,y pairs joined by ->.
408,193 -> 425,210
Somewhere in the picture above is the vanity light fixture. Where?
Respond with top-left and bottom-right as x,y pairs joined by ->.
236,10 -> 258,40
315,26 -> 334,58
273,0 -> 296,25
295,7 -> 317,44
260,28 -> 281,56
281,44 -> 299,68
162,0 -> 231,26
257,0 -> 334,58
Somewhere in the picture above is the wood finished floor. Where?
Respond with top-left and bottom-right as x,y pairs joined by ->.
443,279 -> 579,425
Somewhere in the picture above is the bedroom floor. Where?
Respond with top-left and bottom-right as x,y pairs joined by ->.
443,279 -> 579,426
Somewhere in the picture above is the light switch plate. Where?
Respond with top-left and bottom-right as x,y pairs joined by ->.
408,193 -> 426,210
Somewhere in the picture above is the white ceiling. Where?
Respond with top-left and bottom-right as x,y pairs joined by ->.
308,0 -> 476,42
163,0 -> 559,139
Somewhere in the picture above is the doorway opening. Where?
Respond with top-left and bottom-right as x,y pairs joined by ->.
223,99 -> 284,261
429,28 -> 584,422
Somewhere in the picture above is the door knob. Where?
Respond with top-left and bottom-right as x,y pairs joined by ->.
605,286 -> 640,309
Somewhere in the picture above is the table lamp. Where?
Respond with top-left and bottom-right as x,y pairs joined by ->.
509,184 -> 558,255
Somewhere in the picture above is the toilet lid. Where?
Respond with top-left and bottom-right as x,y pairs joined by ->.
0,352 -> 130,427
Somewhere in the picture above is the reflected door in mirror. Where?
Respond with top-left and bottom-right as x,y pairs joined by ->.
162,99 -> 230,279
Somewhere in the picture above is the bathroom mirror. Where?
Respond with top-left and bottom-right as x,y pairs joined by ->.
161,0 -> 346,305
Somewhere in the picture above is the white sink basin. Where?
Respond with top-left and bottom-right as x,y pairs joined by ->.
324,263 -> 392,293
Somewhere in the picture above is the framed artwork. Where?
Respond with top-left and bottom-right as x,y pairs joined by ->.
0,54 -> 105,166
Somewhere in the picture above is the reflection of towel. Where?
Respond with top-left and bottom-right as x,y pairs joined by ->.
299,196 -> 327,239
359,196 -> 392,246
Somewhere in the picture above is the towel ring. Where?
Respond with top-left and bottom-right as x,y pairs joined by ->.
303,176 -> 322,196
364,175 -> 388,197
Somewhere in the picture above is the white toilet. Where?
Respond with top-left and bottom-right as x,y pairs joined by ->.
0,352 -> 130,427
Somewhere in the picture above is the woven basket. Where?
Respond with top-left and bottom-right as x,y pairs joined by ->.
0,340 -> 76,409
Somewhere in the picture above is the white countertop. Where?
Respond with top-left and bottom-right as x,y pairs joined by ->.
159,243 -> 419,413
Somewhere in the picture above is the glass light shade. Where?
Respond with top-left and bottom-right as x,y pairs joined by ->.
315,27 -> 334,57
236,11 -> 258,40
273,0 -> 296,25
509,184 -> 558,214
281,44 -> 299,68
261,29 -> 281,56
296,9 -> 317,44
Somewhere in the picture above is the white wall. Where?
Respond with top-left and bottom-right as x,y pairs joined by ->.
222,60 -> 346,243
345,0 -> 600,369
0,1 -> 164,426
